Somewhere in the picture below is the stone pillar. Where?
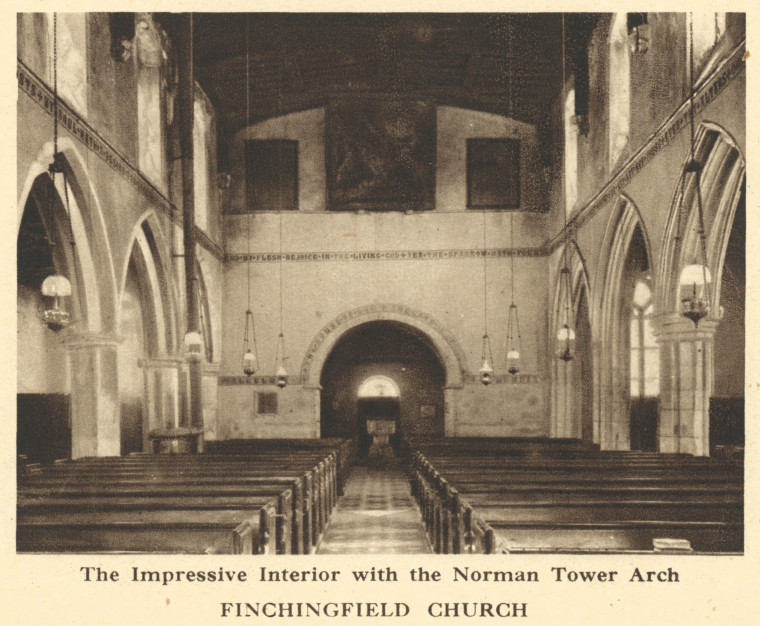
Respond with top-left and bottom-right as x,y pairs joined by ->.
64,332 -> 122,458
138,356 -> 184,440
202,361 -> 221,441
552,361 -> 573,438
304,384 -> 323,438
444,386 -> 458,436
653,313 -> 716,456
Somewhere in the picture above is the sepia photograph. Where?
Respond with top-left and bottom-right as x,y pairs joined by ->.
15,9 -> 746,559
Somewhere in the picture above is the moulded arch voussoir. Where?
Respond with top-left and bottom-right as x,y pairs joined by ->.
300,304 -> 466,389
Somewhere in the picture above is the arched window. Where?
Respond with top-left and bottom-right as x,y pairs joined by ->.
49,14 -> 88,115
609,13 -> 630,169
622,226 -> 658,451
630,277 -> 659,399
691,13 -> 726,66
564,88 -> 578,215
136,15 -> 164,187
358,376 -> 400,399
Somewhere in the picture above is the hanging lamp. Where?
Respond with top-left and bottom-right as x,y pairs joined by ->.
241,16 -> 259,377
274,211 -> 288,389
39,13 -> 74,333
677,13 -> 712,327
556,257 -> 576,362
556,13 -> 576,363
479,211 -> 494,385
506,214 -> 522,374
504,20 -> 522,376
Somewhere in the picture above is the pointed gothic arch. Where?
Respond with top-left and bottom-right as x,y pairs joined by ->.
595,195 -> 657,450
550,239 -> 592,440
18,139 -> 118,334
655,123 -> 745,455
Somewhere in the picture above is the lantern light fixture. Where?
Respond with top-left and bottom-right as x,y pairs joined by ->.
40,273 -> 72,332
240,17 -> 259,377
676,14 -> 713,328
479,336 -> 494,386
242,309 -> 258,377
273,209 -> 288,389
39,14 -> 75,333
184,330 -> 203,362
479,210 -> 494,386
556,15 -> 576,364
505,211 -> 522,375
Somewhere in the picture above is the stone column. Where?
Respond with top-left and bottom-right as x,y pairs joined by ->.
64,332 -> 122,458
653,313 -> 716,456
202,361 -> 221,441
444,386 -> 458,436
304,384 -> 323,438
552,361 -> 573,438
138,356 -> 184,442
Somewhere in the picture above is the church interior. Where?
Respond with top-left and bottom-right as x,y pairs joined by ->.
16,13 -> 745,554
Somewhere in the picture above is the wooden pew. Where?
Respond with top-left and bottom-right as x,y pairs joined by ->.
17,438 -> 355,555
404,438 -> 743,555
18,499 -> 278,554
21,468 -> 306,554
24,448 -> 346,553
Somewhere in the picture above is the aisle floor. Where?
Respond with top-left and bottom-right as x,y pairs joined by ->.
316,456 -> 432,554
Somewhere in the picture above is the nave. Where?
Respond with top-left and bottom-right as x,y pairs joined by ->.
16,12 -> 746,557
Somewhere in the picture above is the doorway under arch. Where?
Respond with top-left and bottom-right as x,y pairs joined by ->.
319,321 -> 446,453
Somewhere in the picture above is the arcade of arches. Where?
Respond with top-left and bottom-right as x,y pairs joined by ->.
17,13 -> 745,466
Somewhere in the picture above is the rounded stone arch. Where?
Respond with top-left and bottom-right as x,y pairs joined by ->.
119,212 -> 179,356
17,138 -> 118,334
657,123 -> 745,314
300,304 -> 466,390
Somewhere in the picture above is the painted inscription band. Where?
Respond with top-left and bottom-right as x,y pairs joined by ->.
227,247 -> 542,264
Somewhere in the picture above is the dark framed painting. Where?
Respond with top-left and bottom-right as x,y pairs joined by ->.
467,137 -> 521,209
326,99 -> 436,211
245,139 -> 299,211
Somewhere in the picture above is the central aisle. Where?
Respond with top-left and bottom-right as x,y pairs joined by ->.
317,456 -> 432,554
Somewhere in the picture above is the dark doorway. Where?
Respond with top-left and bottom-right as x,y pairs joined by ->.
320,321 -> 446,448
574,284 -> 594,442
711,183 -> 745,451
17,394 -> 71,465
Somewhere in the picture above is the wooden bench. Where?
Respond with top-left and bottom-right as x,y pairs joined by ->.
17,438 -> 356,555
21,441 -> 356,553
404,438 -> 743,555
18,499 -> 278,554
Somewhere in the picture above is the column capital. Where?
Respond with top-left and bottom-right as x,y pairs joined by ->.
650,312 -> 719,342
63,332 -> 123,350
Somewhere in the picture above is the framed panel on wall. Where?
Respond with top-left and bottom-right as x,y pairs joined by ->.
326,99 -> 436,211
256,391 -> 278,415
245,139 -> 298,211
467,138 -> 520,209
